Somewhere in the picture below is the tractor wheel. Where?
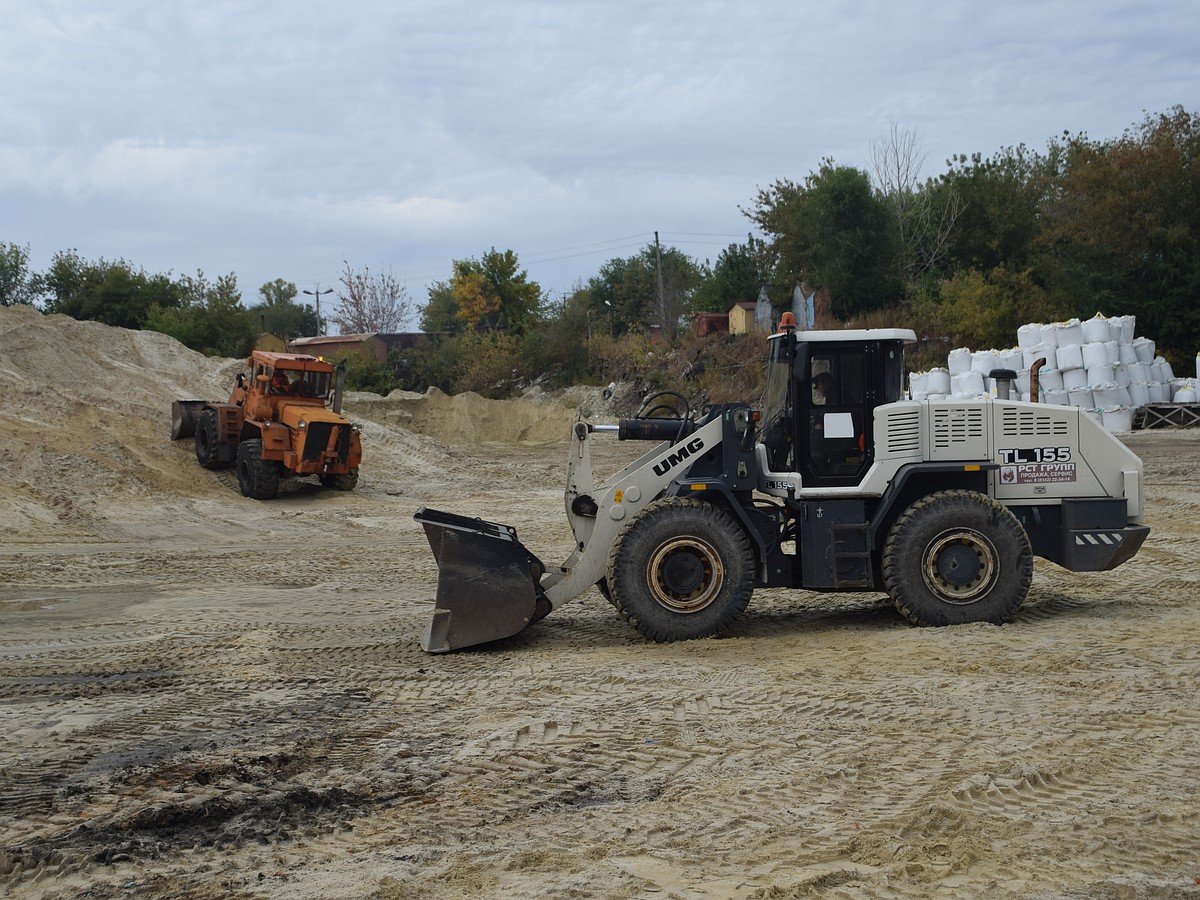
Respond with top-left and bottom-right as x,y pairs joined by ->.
606,497 -> 755,643
596,577 -> 616,608
194,409 -> 223,469
321,468 -> 359,491
236,439 -> 281,500
883,489 -> 1032,627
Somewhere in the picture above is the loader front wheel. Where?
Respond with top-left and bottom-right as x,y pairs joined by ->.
237,439 -> 281,500
194,409 -> 223,469
607,498 -> 754,643
883,489 -> 1032,627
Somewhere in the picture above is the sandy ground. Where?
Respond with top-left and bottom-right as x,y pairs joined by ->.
1,305 -> 1199,899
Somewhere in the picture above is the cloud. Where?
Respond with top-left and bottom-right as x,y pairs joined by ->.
2,0 -> 1199,303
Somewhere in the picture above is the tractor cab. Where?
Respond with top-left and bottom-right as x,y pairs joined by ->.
758,318 -> 914,491
247,354 -> 332,402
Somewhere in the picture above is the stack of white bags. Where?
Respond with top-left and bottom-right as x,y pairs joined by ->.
908,313 -> 1197,433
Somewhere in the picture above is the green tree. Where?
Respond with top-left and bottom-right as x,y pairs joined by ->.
420,281 -> 459,334
0,242 -> 37,307
746,161 -> 899,319
933,266 -> 1057,350
249,278 -> 318,339
692,236 -> 777,314
38,251 -> 187,329
145,271 -> 252,357
1039,106 -> 1200,356
419,249 -> 542,336
586,244 -> 703,339
935,145 -> 1050,277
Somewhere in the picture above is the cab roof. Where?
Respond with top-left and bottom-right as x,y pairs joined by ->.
249,351 -> 334,371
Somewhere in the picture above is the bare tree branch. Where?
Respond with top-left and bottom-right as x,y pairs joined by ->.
870,120 -> 963,282
332,262 -> 412,333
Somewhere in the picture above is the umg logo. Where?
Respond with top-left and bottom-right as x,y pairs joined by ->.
652,437 -> 706,477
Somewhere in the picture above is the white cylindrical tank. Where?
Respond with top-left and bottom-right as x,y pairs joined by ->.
1081,342 -> 1110,369
1040,324 -> 1060,351
927,368 -> 952,394
1057,319 -> 1084,347
1102,406 -> 1134,433
971,349 -> 1000,375
1056,344 -> 1084,370
947,347 -> 972,376
1081,314 -> 1111,343
1038,368 -> 1064,392
1062,367 -> 1088,390
1017,324 -> 1044,349
1068,387 -> 1094,408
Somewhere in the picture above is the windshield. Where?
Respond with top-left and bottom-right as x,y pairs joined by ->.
270,367 -> 330,399
759,339 -> 793,471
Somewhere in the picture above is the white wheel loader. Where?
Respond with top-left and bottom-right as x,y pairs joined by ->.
415,318 -> 1148,652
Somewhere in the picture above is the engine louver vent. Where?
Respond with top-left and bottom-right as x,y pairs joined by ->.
886,408 -> 921,454
932,406 -> 985,449
1000,407 -> 1071,437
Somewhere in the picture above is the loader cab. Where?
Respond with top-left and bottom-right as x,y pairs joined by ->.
760,324 -> 912,490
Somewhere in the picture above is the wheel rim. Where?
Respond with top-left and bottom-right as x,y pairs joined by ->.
922,528 -> 998,603
645,536 -> 725,613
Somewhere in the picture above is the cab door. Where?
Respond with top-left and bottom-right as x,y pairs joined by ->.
799,344 -> 874,488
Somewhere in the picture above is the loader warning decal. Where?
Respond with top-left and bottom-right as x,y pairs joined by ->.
998,447 -> 1077,485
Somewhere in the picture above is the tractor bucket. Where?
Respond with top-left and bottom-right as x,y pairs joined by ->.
170,400 -> 207,440
414,507 -> 548,653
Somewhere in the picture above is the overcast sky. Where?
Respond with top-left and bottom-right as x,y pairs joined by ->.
3,0 -> 1198,326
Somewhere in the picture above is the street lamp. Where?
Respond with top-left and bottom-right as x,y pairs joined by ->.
303,286 -> 334,336
603,299 -> 613,338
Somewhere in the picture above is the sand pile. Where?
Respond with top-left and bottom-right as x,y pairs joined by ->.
0,307 -> 589,539
346,387 -> 585,446
0,305 -> 237,423
0,307 -> 247,538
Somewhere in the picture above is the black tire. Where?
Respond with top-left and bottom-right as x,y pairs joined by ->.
320,468 -> 358,491
883,490 -> 1032,627
596,577 -> 616,608
606,498 -> 755,643
236,439 -> 281,500
194,409 -> 223,469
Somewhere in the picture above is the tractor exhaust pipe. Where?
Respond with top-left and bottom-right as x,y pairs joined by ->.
332,361 -> 347,414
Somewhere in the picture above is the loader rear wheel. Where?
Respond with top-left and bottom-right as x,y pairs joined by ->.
883,490 -> 1032,627
237,439 -> 281,500
607,498 -> 754,643
321,468 -> 358,491
194,409 -> 223,469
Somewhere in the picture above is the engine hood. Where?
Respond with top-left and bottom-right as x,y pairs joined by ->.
279,403 -> 350,429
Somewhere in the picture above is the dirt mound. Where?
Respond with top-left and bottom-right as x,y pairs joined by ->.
0,307 -> 587,541
345,387 -> 586,446
0,308 -> 245,539
0,305 -> 237,422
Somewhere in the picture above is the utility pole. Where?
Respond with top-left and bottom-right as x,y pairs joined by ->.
303,285 -> 334,336
654,231 -> 665,318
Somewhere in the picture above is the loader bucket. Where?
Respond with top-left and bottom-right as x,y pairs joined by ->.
414,507 -> 548,653
171,400 -> 208,440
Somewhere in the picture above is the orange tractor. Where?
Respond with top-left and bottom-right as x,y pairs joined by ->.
171,351 -> 362,499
